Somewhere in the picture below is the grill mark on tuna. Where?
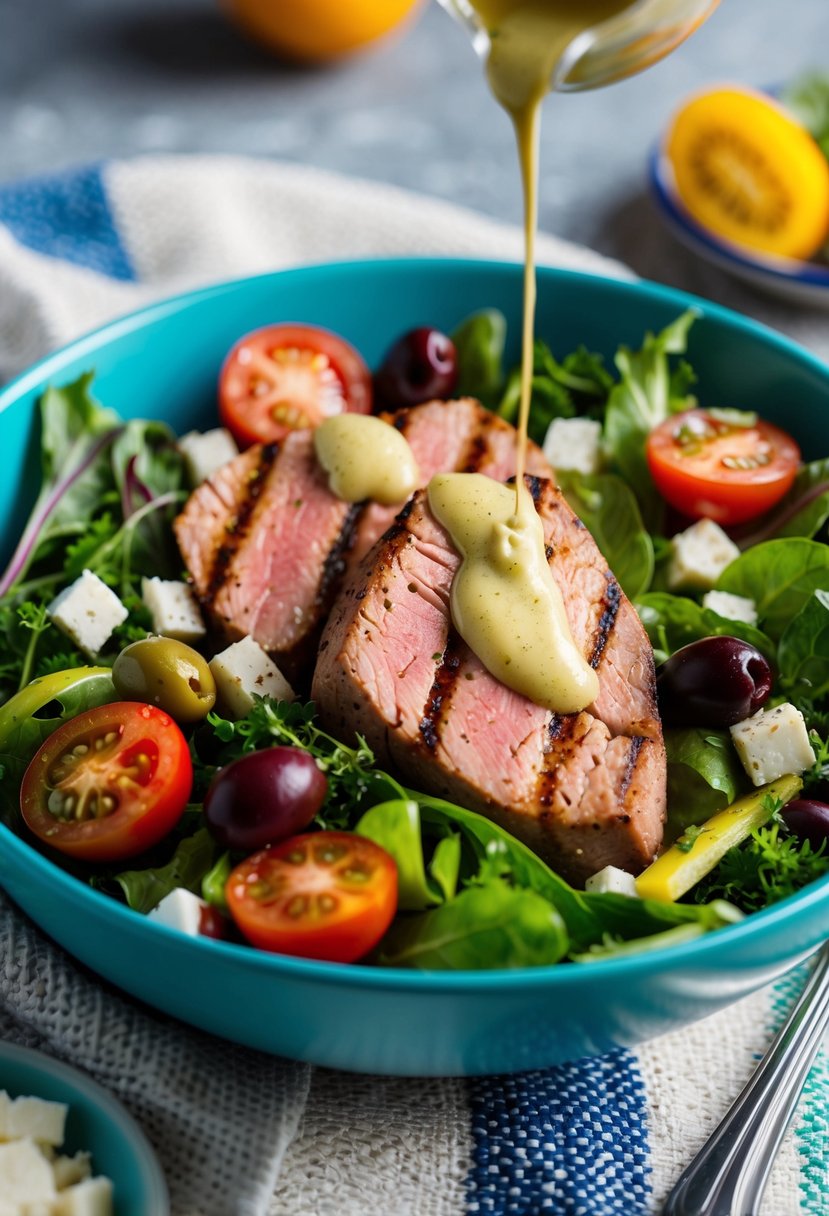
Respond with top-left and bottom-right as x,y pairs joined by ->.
526,475 -> 544,504
315,503 -> 362,612
536,714 -> 578,808
380,496 -> 417,545
589,573 -> 621,669
203,443 -> 277,600
419,632 -> 463,751
460,410 -> 496,473
618,735 -> 644,805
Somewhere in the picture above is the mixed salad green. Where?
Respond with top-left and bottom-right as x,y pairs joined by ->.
2,309 -> 829,970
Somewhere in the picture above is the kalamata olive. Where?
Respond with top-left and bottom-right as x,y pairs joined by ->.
112,637 -> 216,724
656,635 -> 772,728
374,327 -> 458,407
203,747 -> 327,852
781,799 -> 829,850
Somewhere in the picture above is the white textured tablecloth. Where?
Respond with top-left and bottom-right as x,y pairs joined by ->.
0,156 -> 827,1216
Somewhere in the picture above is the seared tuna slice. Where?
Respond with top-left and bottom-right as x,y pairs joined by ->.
174,400 -> 552,683
311,479 -> 666,883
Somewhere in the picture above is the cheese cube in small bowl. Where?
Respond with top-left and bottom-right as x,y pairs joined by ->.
0,1042 -> 168,1216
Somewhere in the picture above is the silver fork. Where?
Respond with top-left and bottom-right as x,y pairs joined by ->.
663,942 -> 829,1216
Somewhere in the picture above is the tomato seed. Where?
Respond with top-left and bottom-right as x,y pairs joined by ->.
342,865 -> 371,883
317,894 -> 337,914
286,895 -> 308,918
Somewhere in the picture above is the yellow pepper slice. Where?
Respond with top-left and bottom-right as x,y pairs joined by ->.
636,773 -> 803,903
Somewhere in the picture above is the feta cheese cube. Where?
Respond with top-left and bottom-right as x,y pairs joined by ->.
178,428 -> 238,486
47,570 -> 128,656
141,577 -> 205,643
209,636 -> 295,719
8,1096 -> 67,1146
0,1137 -> 56,1203
702,590 -> 758,626
730,703 -> 816,787
54,1176 -> 113,1216
542,417 -> 603,476
584,865 -> 638,897
52,1152 -> 91,1191
667,519 -> 741,592
147,888 -> 207,937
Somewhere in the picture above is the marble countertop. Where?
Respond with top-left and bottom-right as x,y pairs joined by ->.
1,0 -> 828,347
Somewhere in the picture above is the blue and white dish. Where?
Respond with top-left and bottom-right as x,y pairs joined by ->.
649,142 -> 829,308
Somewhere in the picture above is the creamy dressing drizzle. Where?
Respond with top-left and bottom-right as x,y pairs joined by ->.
429,473 -> 599,712
314,413 -> 420,505
426,0 -> 628,712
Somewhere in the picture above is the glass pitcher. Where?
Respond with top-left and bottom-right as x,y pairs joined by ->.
436,0 -> 720,93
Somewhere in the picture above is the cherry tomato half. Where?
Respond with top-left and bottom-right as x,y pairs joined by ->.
226,831 -> 398,962
646,408 -> 800,526
21,702 -> 192,863
219,323 -> 372,447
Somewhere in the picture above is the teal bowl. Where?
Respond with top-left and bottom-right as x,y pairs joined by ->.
0,1041 -> 168,1214
1,258 -> 829,1077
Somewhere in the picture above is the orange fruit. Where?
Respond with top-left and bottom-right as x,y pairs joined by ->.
664,85 -> 829,261
224,0 -> 424,62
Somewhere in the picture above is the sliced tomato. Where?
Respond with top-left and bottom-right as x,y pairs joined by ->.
21,702 -> 192,863
646,408 -> 801,526
226,831 -> 398,962
219,323 -> 372,447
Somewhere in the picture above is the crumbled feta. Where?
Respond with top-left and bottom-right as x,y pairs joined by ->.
141,577 -> 205,643
730,703 -> 816,787
209,636 -> 295,719
54,1177 -> 114,1216
0,1093 -> 112,1216
667,519 -> 741,592
52,1153 -> 91,1191
47,571 -> 127,656
542,417 -> 603,476
702,590 -> 758,626
0,1137 -> 57,1203
7,1096 -> 67,1147
147,888 -> 207,937
584,865 -> 638,897
178,428 -> 238,485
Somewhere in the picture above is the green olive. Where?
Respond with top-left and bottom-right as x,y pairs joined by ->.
112,637 -> 216,724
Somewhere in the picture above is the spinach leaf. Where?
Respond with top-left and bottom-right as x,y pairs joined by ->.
356,798 -> 448,910
105,827 -> 218,915
0,375 -> 123,598
376,881 -> 569,970
664,728 -> 745,840
778,590 -> 829,704
410,790 -> 604,950
717,538 -> 829,640
604,310 -> 697,527
571,900 -> 742,962
736,459 -> 829,548
557,470 -> 654,599
636,591 -> 775,664
451,309 -> 506,406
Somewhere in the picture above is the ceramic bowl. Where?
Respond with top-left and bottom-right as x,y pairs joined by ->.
1,258 -> 828,1076
0,1041 -> 168,1215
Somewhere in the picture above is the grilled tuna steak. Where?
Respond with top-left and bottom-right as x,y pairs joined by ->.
312,478 -> 666,882
174,399 -> 551,683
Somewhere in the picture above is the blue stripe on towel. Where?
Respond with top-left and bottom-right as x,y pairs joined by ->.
467,1050 -> 651,1215
0,164 -> 135,281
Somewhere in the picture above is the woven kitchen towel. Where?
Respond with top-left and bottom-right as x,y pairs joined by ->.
0,156 -> 827,1216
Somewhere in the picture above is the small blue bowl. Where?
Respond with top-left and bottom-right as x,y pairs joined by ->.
1,258 -> 829,1077
0,1041 -> 168,1215
649,139 -> 829,307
